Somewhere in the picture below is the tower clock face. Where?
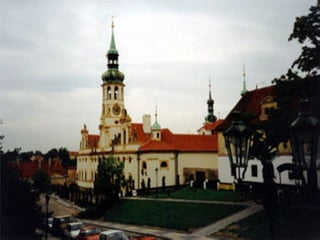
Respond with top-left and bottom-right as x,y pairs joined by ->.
113,104 -> 121,115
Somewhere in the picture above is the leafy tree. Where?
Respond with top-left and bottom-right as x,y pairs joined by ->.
94,155 -> 125,202
45,148 -> 59,160
19,151 -> 34,161
250,2 -> 320,165
58,147 -> 71,167
1,157 -> 42,238
33,169 -> 50,193
45,147 -> 72,167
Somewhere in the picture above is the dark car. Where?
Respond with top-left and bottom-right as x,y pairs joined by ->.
77,226 -> 101,240
52,215 -> 76,236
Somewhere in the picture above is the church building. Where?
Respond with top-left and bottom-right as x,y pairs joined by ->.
76,22 -> 220,193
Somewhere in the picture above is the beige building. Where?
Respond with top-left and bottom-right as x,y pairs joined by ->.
76,22 -> 220,193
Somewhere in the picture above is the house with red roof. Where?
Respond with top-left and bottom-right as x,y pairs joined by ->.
14,157 -> 67,185
216,84 -> 302,186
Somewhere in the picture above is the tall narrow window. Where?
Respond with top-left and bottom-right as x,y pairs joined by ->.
251,165 -> 258,177
123,129 -> 127,144
107,87 -> 112,99
114,87 -> 119,99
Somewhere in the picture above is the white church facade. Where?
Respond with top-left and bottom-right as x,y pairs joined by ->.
76,22 -> 220,192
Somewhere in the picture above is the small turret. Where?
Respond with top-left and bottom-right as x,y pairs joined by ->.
205,79 -> 217,123
151,106 -> 161,141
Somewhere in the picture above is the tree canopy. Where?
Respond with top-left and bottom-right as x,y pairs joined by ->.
249,3 -> 320,164
94,155 -> 125,201
1,159 -> 42,238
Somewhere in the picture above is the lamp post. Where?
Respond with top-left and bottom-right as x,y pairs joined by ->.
44,183 -> 51,240
155,167 -> 159,197
224,111 -> 253,187
290,99 -> 319,196
224,111 -> 277,239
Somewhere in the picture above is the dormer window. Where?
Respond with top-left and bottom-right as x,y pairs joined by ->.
259,96 -> 277,121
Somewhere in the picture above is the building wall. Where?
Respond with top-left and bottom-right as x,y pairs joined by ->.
218,155 -> 303,186
178,152 -> 218,185
138,152 -> 176,188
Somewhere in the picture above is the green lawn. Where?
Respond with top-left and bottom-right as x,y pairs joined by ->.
104,199 -> 246,231
213,206 -> 320,240
148,187 -> 242,202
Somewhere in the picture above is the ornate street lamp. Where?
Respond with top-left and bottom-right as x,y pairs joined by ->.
224,111 -> 253,184
290,99 -> 320,192
45,181 -> 51,240
155,167 -> 159,197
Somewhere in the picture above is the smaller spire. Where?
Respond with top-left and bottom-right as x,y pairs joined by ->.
152,105 -> 161,130
241,64 -> 248,96
108,16 -> 118,55
205,77 -> 217,123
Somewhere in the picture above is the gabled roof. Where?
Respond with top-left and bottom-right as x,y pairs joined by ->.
198,119 -> 224,132
217,85 -> 276,131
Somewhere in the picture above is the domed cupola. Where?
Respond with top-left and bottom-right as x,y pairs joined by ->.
205,80 -> 217,123
101,19 -> 125,83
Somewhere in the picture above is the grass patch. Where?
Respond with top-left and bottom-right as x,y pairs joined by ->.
104,199 -> 246,231
213,206 -> 320,240
148,187 -> 242,202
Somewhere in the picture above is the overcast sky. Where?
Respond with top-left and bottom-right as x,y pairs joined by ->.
0,0 -> 315,152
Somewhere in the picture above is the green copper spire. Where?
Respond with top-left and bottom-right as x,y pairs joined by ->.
101,17 -> 125,83
152,105 -> 161,130
241,64 -> 248,96
108,18 -> 118,55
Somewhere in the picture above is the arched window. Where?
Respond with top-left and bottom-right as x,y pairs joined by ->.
107,87 -> 112,99
142,161 -> 147,170
114,86 -> 119,99
160,161 -> 168,169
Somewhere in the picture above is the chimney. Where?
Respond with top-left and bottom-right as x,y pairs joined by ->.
142,114 -> 151,134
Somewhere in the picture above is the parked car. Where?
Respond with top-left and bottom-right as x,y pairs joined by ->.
77,226 -> 101,240
99,230 -> 129,240
52,215 -> 76,236
64,221 -> 84,239
131,237 -> 157,240
40,217 -> 53,231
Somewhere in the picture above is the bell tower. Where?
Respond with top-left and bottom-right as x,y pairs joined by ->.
99,19 -> 131,149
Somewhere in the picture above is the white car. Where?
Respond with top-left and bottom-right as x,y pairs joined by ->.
64,222 -> 84,239
99,230 -> 129,240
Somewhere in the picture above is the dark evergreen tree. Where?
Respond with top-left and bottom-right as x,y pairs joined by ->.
1,157 -> 42,239
94,155 -> 125,203
33,169 -> 50,193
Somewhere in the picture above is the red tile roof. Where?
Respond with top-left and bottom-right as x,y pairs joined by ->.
13,160 -> 67,178
198,119 -> 224,132
217,85 -> 276,131
132,124 -> 218,152
88,135 -> 99,148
